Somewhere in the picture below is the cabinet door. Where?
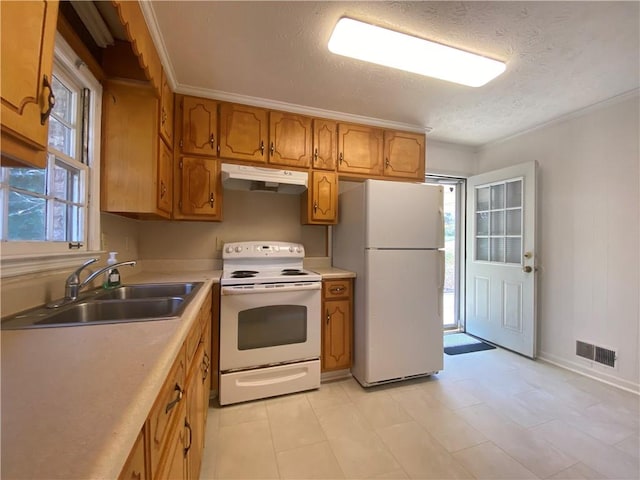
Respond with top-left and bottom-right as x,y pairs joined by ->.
313,119 -> 337,170
179,157 -> 222,219
148,346 -> 186,477
323,298 -> 352,371
159,70 -> 174,147
0,0 -> 59,168
310,171 -> 338,223
337,123 -> 383,176
181,96 -> 218,156
118,428 -> 147,480
187,344 -> 206,480
154,402 -> 188,480
268,111 -> 312,168
384,130 -> 425,180
219,103 -> 268,163
157,139 -> 173,215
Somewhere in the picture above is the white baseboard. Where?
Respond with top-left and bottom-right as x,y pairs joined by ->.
538,351 -> 639,395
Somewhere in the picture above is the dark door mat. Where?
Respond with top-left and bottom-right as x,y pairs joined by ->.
444,342 -> 496,355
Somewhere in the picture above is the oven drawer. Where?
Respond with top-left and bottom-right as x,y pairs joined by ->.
219,359 -> 320,405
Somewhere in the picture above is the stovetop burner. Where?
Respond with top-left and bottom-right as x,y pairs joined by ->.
281,269 -> 307,276
231,270 -> 259,278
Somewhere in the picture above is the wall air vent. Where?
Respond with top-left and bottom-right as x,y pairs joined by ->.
576,340 -> 616,368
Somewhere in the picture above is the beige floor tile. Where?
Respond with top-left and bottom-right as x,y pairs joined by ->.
327,433 -> 401,479
217,399 -> 267,427
276,441 -> 344,479
369,470 -> 410,479
199,406 -> 221,479
547,462 -> 606,479
453,442 -> 538,479
376,421 -> 475,479
354,392 -> 413,429
315,402 -> 375,441
532,419 -> 640,479
213,419 -> 279,479
266,394 -> 327,452
391,388 -> 487,453
418,378 -> 484,410
306,380 -> 351,410
615,434 -> 640,459
456,404 -> 576,478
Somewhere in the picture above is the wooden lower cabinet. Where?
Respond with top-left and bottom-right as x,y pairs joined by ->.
321,279 -> 353,371
119,286 -> 215,480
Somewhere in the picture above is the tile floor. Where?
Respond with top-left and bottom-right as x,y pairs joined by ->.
200,346 -> 639,479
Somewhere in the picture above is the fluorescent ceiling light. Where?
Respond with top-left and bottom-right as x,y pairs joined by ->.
328,17 -> 506,87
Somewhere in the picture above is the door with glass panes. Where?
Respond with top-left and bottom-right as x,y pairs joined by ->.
465,161 -> 537,358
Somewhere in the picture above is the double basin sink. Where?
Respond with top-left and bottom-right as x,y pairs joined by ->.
1,282 -> 203,330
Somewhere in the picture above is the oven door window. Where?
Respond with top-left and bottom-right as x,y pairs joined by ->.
238,305 -> 307,350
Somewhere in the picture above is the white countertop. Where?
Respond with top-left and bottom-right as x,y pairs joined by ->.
0,270 -> 221,480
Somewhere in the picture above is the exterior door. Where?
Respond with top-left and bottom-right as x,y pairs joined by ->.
465,161 -> 537,358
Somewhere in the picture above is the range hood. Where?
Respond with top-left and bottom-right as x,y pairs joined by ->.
221,163 -> 308,194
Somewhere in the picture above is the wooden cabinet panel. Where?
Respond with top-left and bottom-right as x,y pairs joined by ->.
219,103 -> 268,163
322,278 -> 353,372
0,0 -> 59,168
313,119 -> 337,170
180,96 -> 218,157
160,71 -> 174,147
337,123 -> 384,176
302,171 -> 337,224
157,139 -> 173,215
154,402 -> 188,480
269,111 -> 312,168
101,80 -> 172,219
118,428 -> 147,480
210,283 -> 220,396
187,343 -> 206,480
148,345 -> 186,477
383,130 -> 425,180
178,157 -> 222,220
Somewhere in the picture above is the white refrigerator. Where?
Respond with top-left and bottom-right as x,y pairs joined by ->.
333,180 -> 444,386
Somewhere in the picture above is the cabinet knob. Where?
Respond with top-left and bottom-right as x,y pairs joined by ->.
209,193 -> 215,207
184,419 -> 193,456
160,181 -> 167,198
385,158 -> 390,168
330,286 -> 345,294
270,142 -> 275,155
313,201 -> 318,213
210,134 -> 215,149
260,141 -> 265,155
339,152 -> 343,164
161,107 -> 167,125
314,148 -> 318,160
165,383 -> 184,414
326,309 -> 330,325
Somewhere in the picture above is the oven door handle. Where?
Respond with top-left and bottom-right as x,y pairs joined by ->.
221,282 -> 322,295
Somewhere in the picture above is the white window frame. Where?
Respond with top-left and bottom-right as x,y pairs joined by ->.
1,34 -> 103,278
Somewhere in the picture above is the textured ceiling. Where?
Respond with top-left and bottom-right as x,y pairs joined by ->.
148,1 -> 639,146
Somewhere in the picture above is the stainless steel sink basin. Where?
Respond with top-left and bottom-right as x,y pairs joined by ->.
34,298 -> 185,327
1,282 -> 204,330
94,282 -> 202,300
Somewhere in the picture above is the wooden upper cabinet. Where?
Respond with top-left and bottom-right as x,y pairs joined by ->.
157,139 -> 173,215
101,80 -> 170,219
178,157 -> 222,220
219,103 -> 268,163
159,70 -> 174,147
0,0 -> 59,168
302,171 -> 338,224
313,119 -> 337,170
268,111 -> 312,168
337,123 -> 384,176
180,96 -> 218,157
383,130 -> 426,180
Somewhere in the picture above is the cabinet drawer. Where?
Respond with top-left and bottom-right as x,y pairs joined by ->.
148,344 -> 187,477
118,427 -> 147,480
323,279 -> 351,299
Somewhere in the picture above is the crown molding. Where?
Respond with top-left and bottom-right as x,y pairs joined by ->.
139,1 -> 177,90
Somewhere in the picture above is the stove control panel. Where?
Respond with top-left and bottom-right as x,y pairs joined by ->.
223,241 -> 304,259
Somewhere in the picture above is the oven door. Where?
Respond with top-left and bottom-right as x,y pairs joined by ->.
220,282 -> 321,371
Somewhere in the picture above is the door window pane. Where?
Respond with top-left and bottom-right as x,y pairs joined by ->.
506,209 -> 522,236
238,305 -> 307,350
476,238 -> 489,261
490,237 -> 505,262
476,187 -> 490,211
490,211 -> 505,235
476,212 -> 489,235
506,180 -> 522,208
490,184 -> 505,209
506,238 -> 522,264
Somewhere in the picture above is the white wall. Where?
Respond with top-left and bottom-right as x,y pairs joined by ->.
426,139 -> 476,177
475,93 -> 640,392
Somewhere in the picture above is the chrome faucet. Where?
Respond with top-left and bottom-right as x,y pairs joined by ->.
47,257 -> 137,308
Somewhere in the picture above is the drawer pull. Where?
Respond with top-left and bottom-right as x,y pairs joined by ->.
165,383 -> 184,414
330,286 -> 345,294
184,419 -> 193,456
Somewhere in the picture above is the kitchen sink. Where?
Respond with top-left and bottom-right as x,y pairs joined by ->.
94,282 -> 202,300
1,282 -> 204,330
33,298 -> 185,327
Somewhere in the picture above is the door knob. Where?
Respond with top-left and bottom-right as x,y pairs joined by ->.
523,266 -> 533,273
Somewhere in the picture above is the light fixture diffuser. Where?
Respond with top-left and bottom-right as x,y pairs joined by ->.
328,17 -> 506,87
